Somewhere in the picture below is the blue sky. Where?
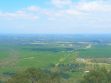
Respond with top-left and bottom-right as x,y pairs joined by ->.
0,0 -> 111,34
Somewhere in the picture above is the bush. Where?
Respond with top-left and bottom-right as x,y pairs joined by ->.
80,67 -> 111,83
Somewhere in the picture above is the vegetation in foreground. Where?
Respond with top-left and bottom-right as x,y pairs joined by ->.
0,67 -> 110,83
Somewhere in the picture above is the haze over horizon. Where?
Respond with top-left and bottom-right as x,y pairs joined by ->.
0,0 -> 111,34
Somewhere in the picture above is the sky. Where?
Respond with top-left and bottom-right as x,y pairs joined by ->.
0,0 -> 111,34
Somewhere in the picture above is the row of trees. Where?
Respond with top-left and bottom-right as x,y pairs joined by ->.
7,68 -> 65,83
1,67 -> 111,83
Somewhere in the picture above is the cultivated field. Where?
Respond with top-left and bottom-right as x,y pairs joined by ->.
0,35 -> 111,82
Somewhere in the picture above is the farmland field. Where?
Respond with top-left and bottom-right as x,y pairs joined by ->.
79,45 -> 111,58
0,35 -> 111,70
0,34 -> 111,83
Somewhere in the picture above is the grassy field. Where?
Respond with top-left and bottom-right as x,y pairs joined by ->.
79,45 -> 111,58
0,44 -> 76,73
0,35 -> 111,83
0,43 -> 111,73
0,39 -> 111,74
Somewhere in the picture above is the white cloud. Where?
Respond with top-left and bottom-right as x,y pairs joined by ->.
0,11 -> 38,20
76,1 -> 111,12
65,9 -> 81,15
0,0 -> 111,21
1,0 -> 111,34
27,6 -> 40,12
0,6 -> 42,20
50,0 -> 111,14
51,0 -> 73,8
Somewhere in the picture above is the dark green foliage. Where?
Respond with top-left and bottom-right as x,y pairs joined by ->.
25,68 -> 45,83
7,68 -> 46,83
7,73 -> 30,83
80,68 -> 111,83
6,68 -> 66,83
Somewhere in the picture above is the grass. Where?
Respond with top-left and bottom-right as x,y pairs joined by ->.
0,43 -> 111,73
0,44 -> 75,73
79,45 -> 111,58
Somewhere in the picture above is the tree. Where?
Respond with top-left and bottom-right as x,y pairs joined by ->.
80,67 -> 111,83
25,68 -> 45,83
7,68 -> 46,83
6,67 -> 67,83
7,72 -> 30,83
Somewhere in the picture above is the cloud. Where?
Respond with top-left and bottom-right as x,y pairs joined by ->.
50,0 -> 111,14
0,0 -> 111,21
0,0 -> 111,34
0,7 -> 39,20
27,6 -> 40,12
76,1 -> 111,12
51,0 -> 73,8
0,11 -> 38,20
